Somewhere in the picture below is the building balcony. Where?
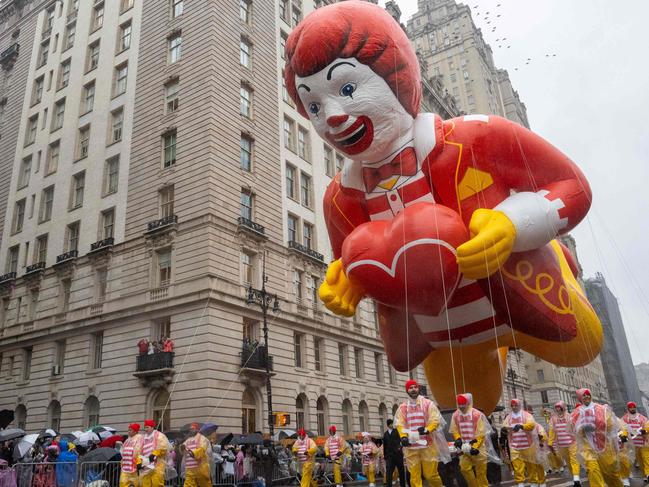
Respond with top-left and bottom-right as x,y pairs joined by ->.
240,344 -> 274,387
25,262 -> 45,275
67,10 -> 77,24
0,272 -> 16,284
146,214 -> 177,234
89,237 -> 114,253
288,240 -> 324,263
41,29 -> 51,41
133,352 -> 175,388
237,217 -> 267,240
0,43 -> 19,69
56,250 -> 78,264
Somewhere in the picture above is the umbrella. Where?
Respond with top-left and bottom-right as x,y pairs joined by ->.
289,430 -> 316,439
0,410 -> 14,429
80,447 -> 120,464
199,423 -> 218,436
59,433 -> 78,442
0,428 -> 25,442
219,433 -> 234,447
230,433 -> 264,445
13,433 -> 39,461
180,423 -> 203,435
90,426 -> 117,440
38,429 -> 58,440
75,431 -> 100,446
99,435 -> 125,448
272,429 -> 296,441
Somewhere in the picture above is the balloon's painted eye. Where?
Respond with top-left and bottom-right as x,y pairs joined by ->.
340,82 -> 357,98
308,102 -> 320,115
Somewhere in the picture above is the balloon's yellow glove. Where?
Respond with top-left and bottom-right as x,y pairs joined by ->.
457,209 -> 516,280
319,259 -> 364,317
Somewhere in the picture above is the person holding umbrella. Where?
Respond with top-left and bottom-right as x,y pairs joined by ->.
324,425 -> 349,487
181,423 -> 212,487
139,419 -> 168,487
120,423 -> 143,487
292,429 -> 317,487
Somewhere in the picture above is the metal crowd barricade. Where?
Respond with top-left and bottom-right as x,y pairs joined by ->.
12,462 -> 121,487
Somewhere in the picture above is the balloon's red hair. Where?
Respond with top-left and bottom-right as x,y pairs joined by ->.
284,1 -> 421,118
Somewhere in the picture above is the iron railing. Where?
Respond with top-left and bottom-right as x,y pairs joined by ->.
147,214 -> 177,232
237,216 -> 265,235
240,344 -> 273,371
288,240 -> 324,262
90,237 -> 114,252
56,249 -> 78,263
136,351 -> 174,372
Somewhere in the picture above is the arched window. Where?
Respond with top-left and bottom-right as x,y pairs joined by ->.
392,404 -> 399,417
296,393 -> 309,430
358,401 -> 369,432
15,404 -> 27,430
342,399 -> 353,436
47,400 -> 61,431
242,387 -> 259,434
316,396 -> 329,436
83,396 -> 100,428
378,403 -> 388,434
150,390 -> 170,431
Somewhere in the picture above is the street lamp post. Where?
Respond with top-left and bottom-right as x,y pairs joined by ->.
246,253 -> 280,438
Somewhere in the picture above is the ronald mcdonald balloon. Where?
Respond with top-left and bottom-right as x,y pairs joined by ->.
284,1 -> 602,413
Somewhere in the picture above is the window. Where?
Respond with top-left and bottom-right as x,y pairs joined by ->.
354,347 -> 364,378
240,84 -> 251,117
342,399 -> 352,435
40,186 -> 54,222
240,189 -> 253,220
36,235 -> 48,264
90,332 -> 103,369
22,347 -> 32,380
537,369 -> 545,382
114,63 -> 128,96
281,71 -> 292,106
45,7 -> 55,32
58,60 -> 71,89
77,125 -> 90,159
324,145 -> 334,177
46,401 -> 61,430
293,269 -> 303,302
163,130 -> 177,167
240,135 -> 252,171
159,185 -> 174,218
52,99 -> 65,130
297,127 -> 310,160
26,115 -> 38,145
336,154 -> 344,171
60,278 -> 71,312
240,0 -> 251,23
84,396 -> 100,427
165,79 -> 179,113
153,317 -> 171,341
279,0 -> 288,22
287,213 -> 298,242
46,141 -> 60,175
285,164 -> 296,199
66,221 -> 80,252
168,33 -> 182,63
110,108 -> 124,143
157,248 -> 172,287
240,38 -> 251,68
5,245 -> 20,272
283,117 -> 295,151
87,41 -> 100,71
101,208 -> 115,239
295,394 -> 307,429
463,70 -> 470,80
18,157 -> 31,188
293,332 -> 304,368
309,275 -> 318,305
541,390 -> 549,405
338,343 -> 348,376
119,21 -> 132,51
96,268 -> 107,302
11,199 -> 25,234
121,0 -> 134,12
104,156 -> 120,195
314,337 -> 323,372
241,251 -> 256,285
292,6 -> 302,26
65,26 -> 76,51
38,41 -> 49,66
241,388 -> 256,434
280,32 -> 287,60
300,173 -> 311,207
374,353 -> 384,382
316,397 -> 328,436
82,81 -> 95,113
53,340 -> 66,374
70,171 -> 85,209
303,222 -> 313,250
358,401 -> 369,432
15,405 -> 26,429
32,76 -> 44,105
92,4 -> 104,31
171,0 -> 184,18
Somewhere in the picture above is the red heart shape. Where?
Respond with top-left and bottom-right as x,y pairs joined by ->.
341,203 -> 468,315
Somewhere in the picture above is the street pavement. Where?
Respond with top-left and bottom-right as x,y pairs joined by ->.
497,473 -> 648,486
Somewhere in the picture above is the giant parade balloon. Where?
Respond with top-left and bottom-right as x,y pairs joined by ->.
284,0 -> 602,413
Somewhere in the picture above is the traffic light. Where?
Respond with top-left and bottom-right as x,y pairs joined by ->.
275,412 -> 290,427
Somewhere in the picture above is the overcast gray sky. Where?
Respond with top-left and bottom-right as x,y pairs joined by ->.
379,0 -> 649,365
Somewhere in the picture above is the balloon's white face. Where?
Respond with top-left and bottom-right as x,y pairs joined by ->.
295,58 -> 414,163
